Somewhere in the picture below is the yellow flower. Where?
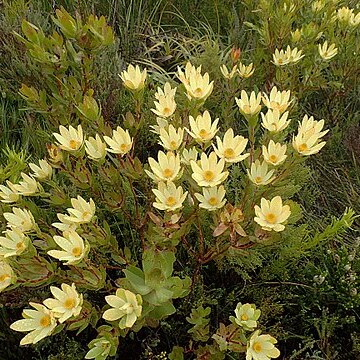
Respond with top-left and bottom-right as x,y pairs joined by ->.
186,111 -> 219,143
4,207 -> 36,233
10,302 -> 57,345
0,260 -> 16,292
151,83 -> 177,118
291,29 -> 302,42
350,12 -> 360,26
53,125 -> 84,152
119,64 -> 147,91
286,46 -> 304,64
0,228 -> 29,258
85,134 -> 107,161
48,230 -> 89,265
150,117 -> 169,135
12,173 -> 39,196
194,185 -> 226,211
237,62 -> 255,78
0,181 -> 20,203
146,151 -> 181,182
312,0 -> 325,12
181,147 -> 198,165
220,64 -> 238,79
262,140 -> 287,166
103,288 -> 142,329
43,283 -> 83,323
318,41 -> 338,60
246,330 -> 280,360
159,125 -> 184,151
85,338 -> 112,360
235,90 -> 262,118
190,152 -> 229,187
178,62 -> 213,101
261,109 -> 291,132
29,159 -> 53,180
52,213 -> 79,233
233,303 -> 261,331
155,82 -> 177,99
262,87 -> 292,114
336,7 -> 355,24
104,126 -> 133,156
46,144 -> 63,164
152,181 -> 188,212
177,62 -> 202,85
247,160 -> 275,186
293,115 -> 328,155
272,48 -> 291,66
63,196 -> 96,224
254,196 -> 291,232
213,128 -> 249,163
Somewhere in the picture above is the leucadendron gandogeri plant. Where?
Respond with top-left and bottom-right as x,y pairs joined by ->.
0,8 -> 334,359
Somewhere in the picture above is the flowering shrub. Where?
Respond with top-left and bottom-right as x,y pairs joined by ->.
0,4 -> 359,359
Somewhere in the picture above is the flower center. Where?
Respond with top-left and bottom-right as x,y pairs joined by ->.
255,176 -> 263,184
170,141 -> 178,150
194,88 -> 203,97
298,143 -> 308,152
224,148 -> 235,158
72,247 -> 82,256
253,342 -> 263,353
199,129 -> 208,139
165,196 -> 177,207
16,242 -> 25,250
64,298 -> 76,309
0,274 -> 10,282
265,213 -> 277,224
69,139 -> 79,150
82,211 -> 91,221
243,104 -> 251,114
269,155 -> 278,163
120,143 -> 128,153
208,197 -> 219,206
163,107 -> 172,116
163,168 -> 174,178
241,314 -> 249,321
40,315 -> 51,327
204,170 -> 215,181
278,58 -> 283,64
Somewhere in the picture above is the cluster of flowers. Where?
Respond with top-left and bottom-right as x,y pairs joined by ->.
335,6 -> 360,26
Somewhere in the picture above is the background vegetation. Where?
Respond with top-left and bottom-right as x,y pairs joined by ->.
0,0 -> 359,359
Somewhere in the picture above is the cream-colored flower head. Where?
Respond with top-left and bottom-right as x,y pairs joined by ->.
48,230 -> 89,265
0,228 -> 29,258
235,91 -> 262,117
119,64 -> 147,91
152,181 -> 188,212
262,140 -> 287,166
286,46 -> 304,64
213,128 -> 249,163
186,111 -> 219,143
29,159 -> 53,180
85,134 -> 107,161
150,117 -> 169,135
159,125 -> 184,151
233,303 -> 261,331
312,0 -> 325,13
318,41 -> 338,60
181,147 -> 198,165
262,87 -> 292,114
291,28 -> 302,42
350,12 -> 360,26
194,185 -> 226,211
254,196 -> 291,232
104,126 -> 133,156
220,64 -> 238,79
246,330 -> 280,360
10,302 -> 57,345
336,7 -> 355,24
62,196 -> 96,224
237,62 -> 255,78
103,288 -> 142,329
4,207 -> 36,233
272,48 -> 291,66
247,160 -> 275,186
293,115 -> 328,155
0,260 -> 16,292
261,109 -> 291,132
190,152 -> 229,187
12,173 -> 39,196
146,151 -> 181,182
43,283 -> 83,323
151,83 -> 177,118
178,62 -> 213,101
0,181 -> 19,203
52,213 -> 79,233
53,125 -> 84,152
